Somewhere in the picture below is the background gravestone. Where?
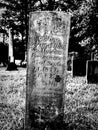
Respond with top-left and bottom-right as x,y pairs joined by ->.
0,43 -> 8,66
72,58 -> 87,77
25,11 -> 71,130
94,52 -> 98,61
87,60 -> 98,84
67,52 -> 78,71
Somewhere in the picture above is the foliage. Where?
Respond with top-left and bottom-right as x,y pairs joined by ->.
0,0 -> 98,58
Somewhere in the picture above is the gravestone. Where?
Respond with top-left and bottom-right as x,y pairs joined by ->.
72,58 -> 87,77
25,11 -> 71,130
87,60 -> 98,83
94,52 -> 98,60
67,52 -> 78,71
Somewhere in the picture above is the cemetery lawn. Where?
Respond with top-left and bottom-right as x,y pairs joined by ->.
0,67 -> 26,130
0,68 -> 98,129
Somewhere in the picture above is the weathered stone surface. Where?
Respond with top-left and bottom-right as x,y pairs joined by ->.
26,11 -> 70,129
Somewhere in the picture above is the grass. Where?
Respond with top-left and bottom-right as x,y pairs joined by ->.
0,67 -> 26,130
64,72 -> 98,129
0,68 -> 98,129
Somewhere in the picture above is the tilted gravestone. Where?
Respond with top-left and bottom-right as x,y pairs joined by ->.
87,60 -> 98,83
25,11 -> 71,130
72,58 -> 87,77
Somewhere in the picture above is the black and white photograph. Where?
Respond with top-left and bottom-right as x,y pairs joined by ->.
0,0 -> 98,130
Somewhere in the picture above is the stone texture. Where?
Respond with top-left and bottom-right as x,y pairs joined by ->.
26,11 -> 71,129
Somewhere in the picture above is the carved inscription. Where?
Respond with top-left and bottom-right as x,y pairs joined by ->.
32,13 -> 65,92
30,12 -> 70,111
26,12 -> 71,128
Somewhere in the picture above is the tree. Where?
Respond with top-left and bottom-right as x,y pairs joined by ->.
0,0 -> 94,59
85,0 -> 98,52
75,0 -> 98,58
68,0 -> 98,58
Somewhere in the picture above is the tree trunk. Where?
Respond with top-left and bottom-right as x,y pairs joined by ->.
8,28 -> 14,63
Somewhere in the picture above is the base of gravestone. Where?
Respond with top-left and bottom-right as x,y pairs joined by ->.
27,109 -> 66,130
87,60 -> 98,84
6,62 -> 18,71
